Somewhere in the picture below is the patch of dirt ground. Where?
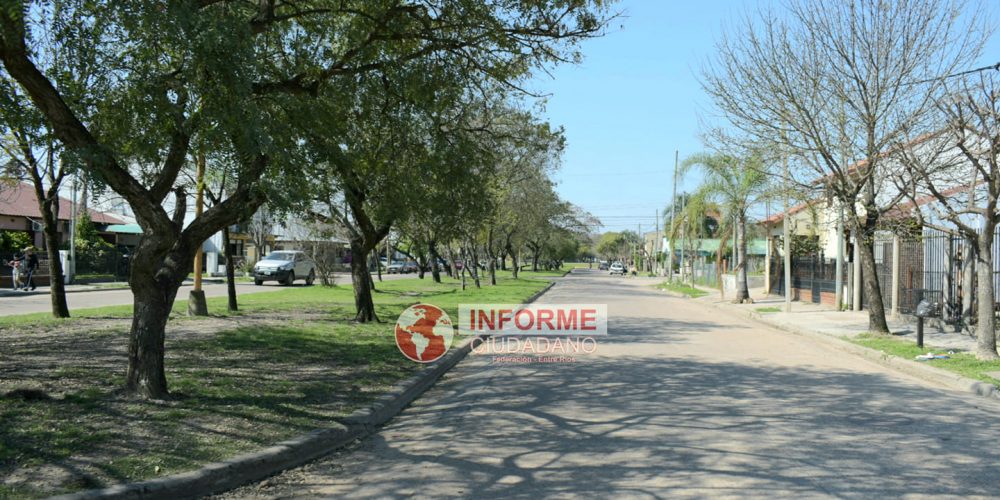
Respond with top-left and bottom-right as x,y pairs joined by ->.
0,310 -> 414,498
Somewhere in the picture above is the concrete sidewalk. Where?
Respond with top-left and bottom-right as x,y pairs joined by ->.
693,285 -> 980,352
0,282 -> 130,298
0,277 -> 231,298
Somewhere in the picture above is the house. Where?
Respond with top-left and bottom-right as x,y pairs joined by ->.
758,132 -> 991,320
0,182 -> 124,252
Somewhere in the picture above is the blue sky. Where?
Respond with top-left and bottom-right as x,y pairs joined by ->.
533,0 -> 1000,236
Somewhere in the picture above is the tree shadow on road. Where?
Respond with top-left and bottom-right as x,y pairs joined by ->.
262,351 -> 1000,498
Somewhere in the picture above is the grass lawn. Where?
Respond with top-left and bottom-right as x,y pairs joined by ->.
851,333 -> 1000,387
0,272 -> 556,498
655,281 -> 709,298
755,306 -> 782,313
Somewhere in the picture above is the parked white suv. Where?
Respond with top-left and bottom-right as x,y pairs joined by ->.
609,262 -> 626,276
253,250 -> 316,286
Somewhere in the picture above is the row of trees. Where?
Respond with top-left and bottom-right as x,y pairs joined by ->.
663,154 -> 769,304
0,1 -> 614,398
701,0 -> 1000,359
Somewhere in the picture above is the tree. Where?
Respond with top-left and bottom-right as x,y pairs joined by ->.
896,72 -> 1000,360
702,0 -> 987,333
245,208 -> 274,265
667,191 -> 718,284
300,62 -> 486,319
683,152 -> 769,303
0,1 -> 611,398
0,81 -> 71,316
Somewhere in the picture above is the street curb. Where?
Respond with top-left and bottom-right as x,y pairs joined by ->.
51,280 -> 557,500
656,289 -> 689,299
50,426 -> 357,500
708,300 -> 1000,403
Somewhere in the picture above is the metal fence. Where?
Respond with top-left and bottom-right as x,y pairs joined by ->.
75,247 -> 130,280
691,260 -> 718,288
772,254 -> 843,304
769,227 -> 1000,331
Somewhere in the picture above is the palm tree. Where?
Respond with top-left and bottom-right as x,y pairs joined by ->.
668,190 -> 721,285
682,152 -> 769,303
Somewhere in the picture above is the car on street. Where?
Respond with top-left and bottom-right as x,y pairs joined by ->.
253,250 -> 317,286
402,262 -> 420,273
386,262 -> 405,274
609,262 -> 626,276
598,261 -> 609,271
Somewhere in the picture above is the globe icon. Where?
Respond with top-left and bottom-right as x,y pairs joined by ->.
394,304 -> 454,363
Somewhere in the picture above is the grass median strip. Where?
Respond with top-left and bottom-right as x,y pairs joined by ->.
0,271 -> 555,498
655,281 -> 709,298
851,333 -> 1000,387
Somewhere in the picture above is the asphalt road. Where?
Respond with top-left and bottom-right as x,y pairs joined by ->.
228,268 -> 1000,498
0,272 -> 413,317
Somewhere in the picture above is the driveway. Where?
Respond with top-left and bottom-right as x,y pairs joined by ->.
226,269 -> 1000,498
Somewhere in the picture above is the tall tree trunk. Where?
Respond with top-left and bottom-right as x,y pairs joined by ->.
488,251 -> 497,286
975,228 -> 999,359
350,239 -> 377,322
28,155 -> 69,317
375,249 -> 383,282
35,191 -> 69,317
125,245 -> 190,399
127,283 -> 177,399
429,240 -> 442,283
510,245 -> 520,279
469,244 -> 481,289
961,239 -> 975,329
486,227 -> 497,285
856,232 -> 889,334
222,226 -> 238,312
446,245 -> 459,279
531,248 -> 539,272
735,214 -> 751,304
716,226 -> 731,300
41,216 -> 69,317
459,248 -> 467,291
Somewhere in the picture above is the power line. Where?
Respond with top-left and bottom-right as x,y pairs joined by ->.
907,60 -> 1000,86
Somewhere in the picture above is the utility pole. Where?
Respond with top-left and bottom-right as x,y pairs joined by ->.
68,173 -> 78,284
668,150 -> 678,282
783,146 -> 792,313
189,151 -> 208,316
655,209 -> 660,275
835,105 -> 846,311
835,205 -> 845,310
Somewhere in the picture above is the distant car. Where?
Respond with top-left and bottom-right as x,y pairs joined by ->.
609,262 -> 626,276
386,262 -> 404,274
598,261 -> 609,271
402,262 -> 419,273
253,250 -> 316,286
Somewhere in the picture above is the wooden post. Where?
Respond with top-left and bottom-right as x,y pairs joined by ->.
188,150 -> 208,316
852,238 -> 862,311
891,235 -> 900,319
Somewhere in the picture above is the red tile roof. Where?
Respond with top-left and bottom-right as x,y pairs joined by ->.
761,200 -> 814,225
0,183 -> 124,224
882,184 -> 972,220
